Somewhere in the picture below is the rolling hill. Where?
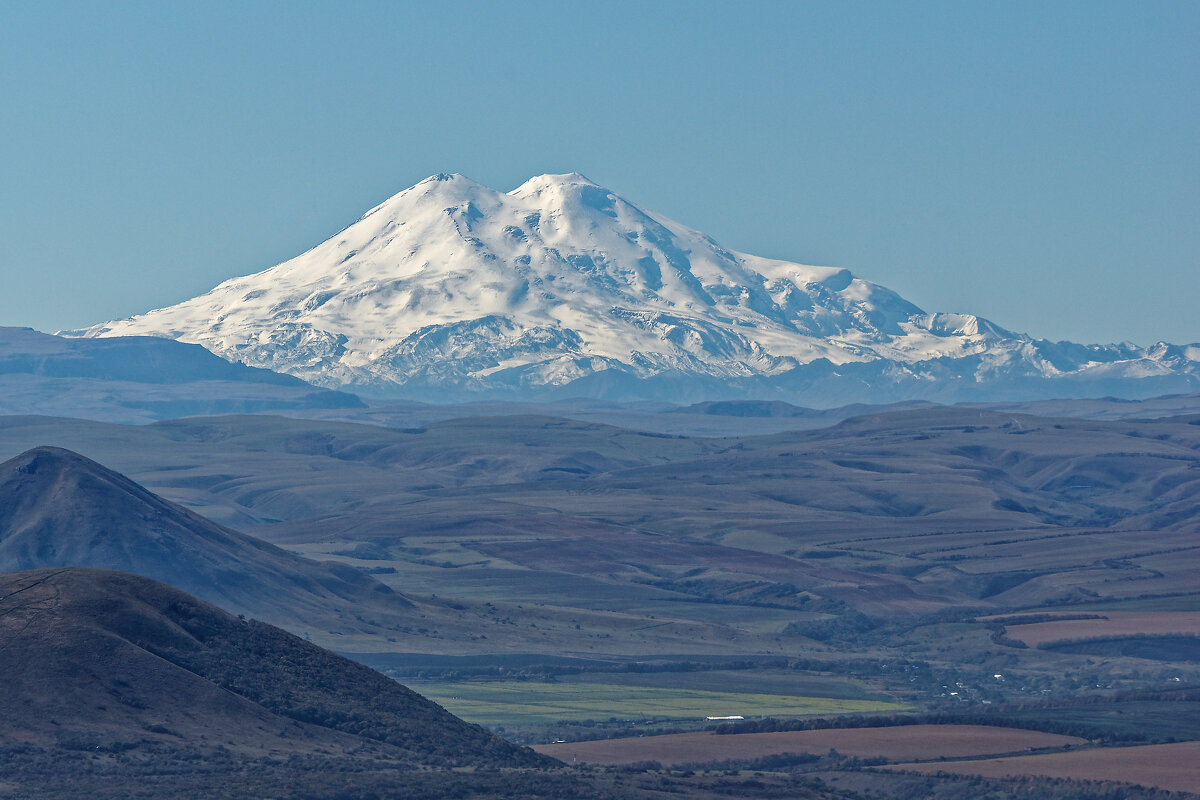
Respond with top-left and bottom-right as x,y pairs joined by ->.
0,446 -> 421,641
0,567 -> 879,798
0,566 -> 543,767
0,402 -> 1196,652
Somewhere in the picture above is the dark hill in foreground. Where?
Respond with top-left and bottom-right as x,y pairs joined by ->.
0,567 -> 545,769
0,446 -> 415,637
0,573 -> 860,799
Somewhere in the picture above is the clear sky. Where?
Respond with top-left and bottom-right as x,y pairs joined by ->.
2,1 -> 1196,345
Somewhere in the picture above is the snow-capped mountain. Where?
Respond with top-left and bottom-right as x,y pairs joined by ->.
72,173 -> 1200,403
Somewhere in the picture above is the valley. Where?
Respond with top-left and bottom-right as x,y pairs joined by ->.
2,395 -> 1198,797
8,4 -> 1196,797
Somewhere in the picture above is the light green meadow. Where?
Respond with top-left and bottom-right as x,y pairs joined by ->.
405,679 -> 908,726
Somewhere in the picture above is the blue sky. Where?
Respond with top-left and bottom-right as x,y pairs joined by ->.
2,1 -> 1196,345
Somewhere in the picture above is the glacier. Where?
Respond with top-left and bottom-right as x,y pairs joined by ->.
71,173 -> 1200,404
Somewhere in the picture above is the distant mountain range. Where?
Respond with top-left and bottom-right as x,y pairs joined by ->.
71,173 -> 1198,404
0,326 -> 363,422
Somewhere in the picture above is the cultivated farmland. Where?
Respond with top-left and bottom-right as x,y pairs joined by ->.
403,680 -> 904,727
2,402 -> 1199,758
888,739 -> 1200,794
533,724 -> 1086,765
996,612 -> 1200,648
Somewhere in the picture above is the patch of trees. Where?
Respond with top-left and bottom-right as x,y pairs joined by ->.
140,604 -> 550,769
983,613 -> 1107,626
676,751 -> 823,772
848,770 -> 1197,800
636,575 -> 815,609
784,610 -> 884,644
0,747 -> 858,799
4,744 -> 1194,800
711,709 -> 1152,743
1040,634 -> 1200,662
987,623 -> 1030,648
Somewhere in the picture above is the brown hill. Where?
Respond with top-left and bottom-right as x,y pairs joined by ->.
0,567 -> 546,769
0,446 -> 412,636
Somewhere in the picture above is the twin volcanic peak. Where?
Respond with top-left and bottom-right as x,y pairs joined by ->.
74,173 -> 1200,402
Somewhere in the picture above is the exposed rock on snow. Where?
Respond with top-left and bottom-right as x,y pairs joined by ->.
72,173 -> 1200,403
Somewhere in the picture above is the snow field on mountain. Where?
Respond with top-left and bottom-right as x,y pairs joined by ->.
74,173 -> 1199,400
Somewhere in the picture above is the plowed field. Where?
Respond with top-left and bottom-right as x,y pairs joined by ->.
533,724 -> 1085,766
889,740 -> 1200,794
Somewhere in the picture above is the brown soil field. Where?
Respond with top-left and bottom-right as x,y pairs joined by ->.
532,725 -> 1085,766
999,612 -> 1200,647
887,740 -> 1200,794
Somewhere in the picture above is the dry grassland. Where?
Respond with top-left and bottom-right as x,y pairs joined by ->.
887,740 -> 1200,794
1000,612 -> 1200,647
532,725 -> 1085,766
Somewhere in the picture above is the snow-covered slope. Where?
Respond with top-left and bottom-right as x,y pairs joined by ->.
72,173 -> 1200,403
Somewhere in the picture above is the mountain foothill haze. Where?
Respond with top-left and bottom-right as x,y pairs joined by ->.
0,325 -> 364,423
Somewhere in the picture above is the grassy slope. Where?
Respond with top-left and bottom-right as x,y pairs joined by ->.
1,407 -> 1199,741
0,567 -> 547,769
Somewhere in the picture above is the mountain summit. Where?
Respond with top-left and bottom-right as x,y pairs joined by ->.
74,173 -> 1200,403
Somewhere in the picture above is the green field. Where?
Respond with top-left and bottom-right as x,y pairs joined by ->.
555,668 -> 883,700
404,679 -> 907,726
